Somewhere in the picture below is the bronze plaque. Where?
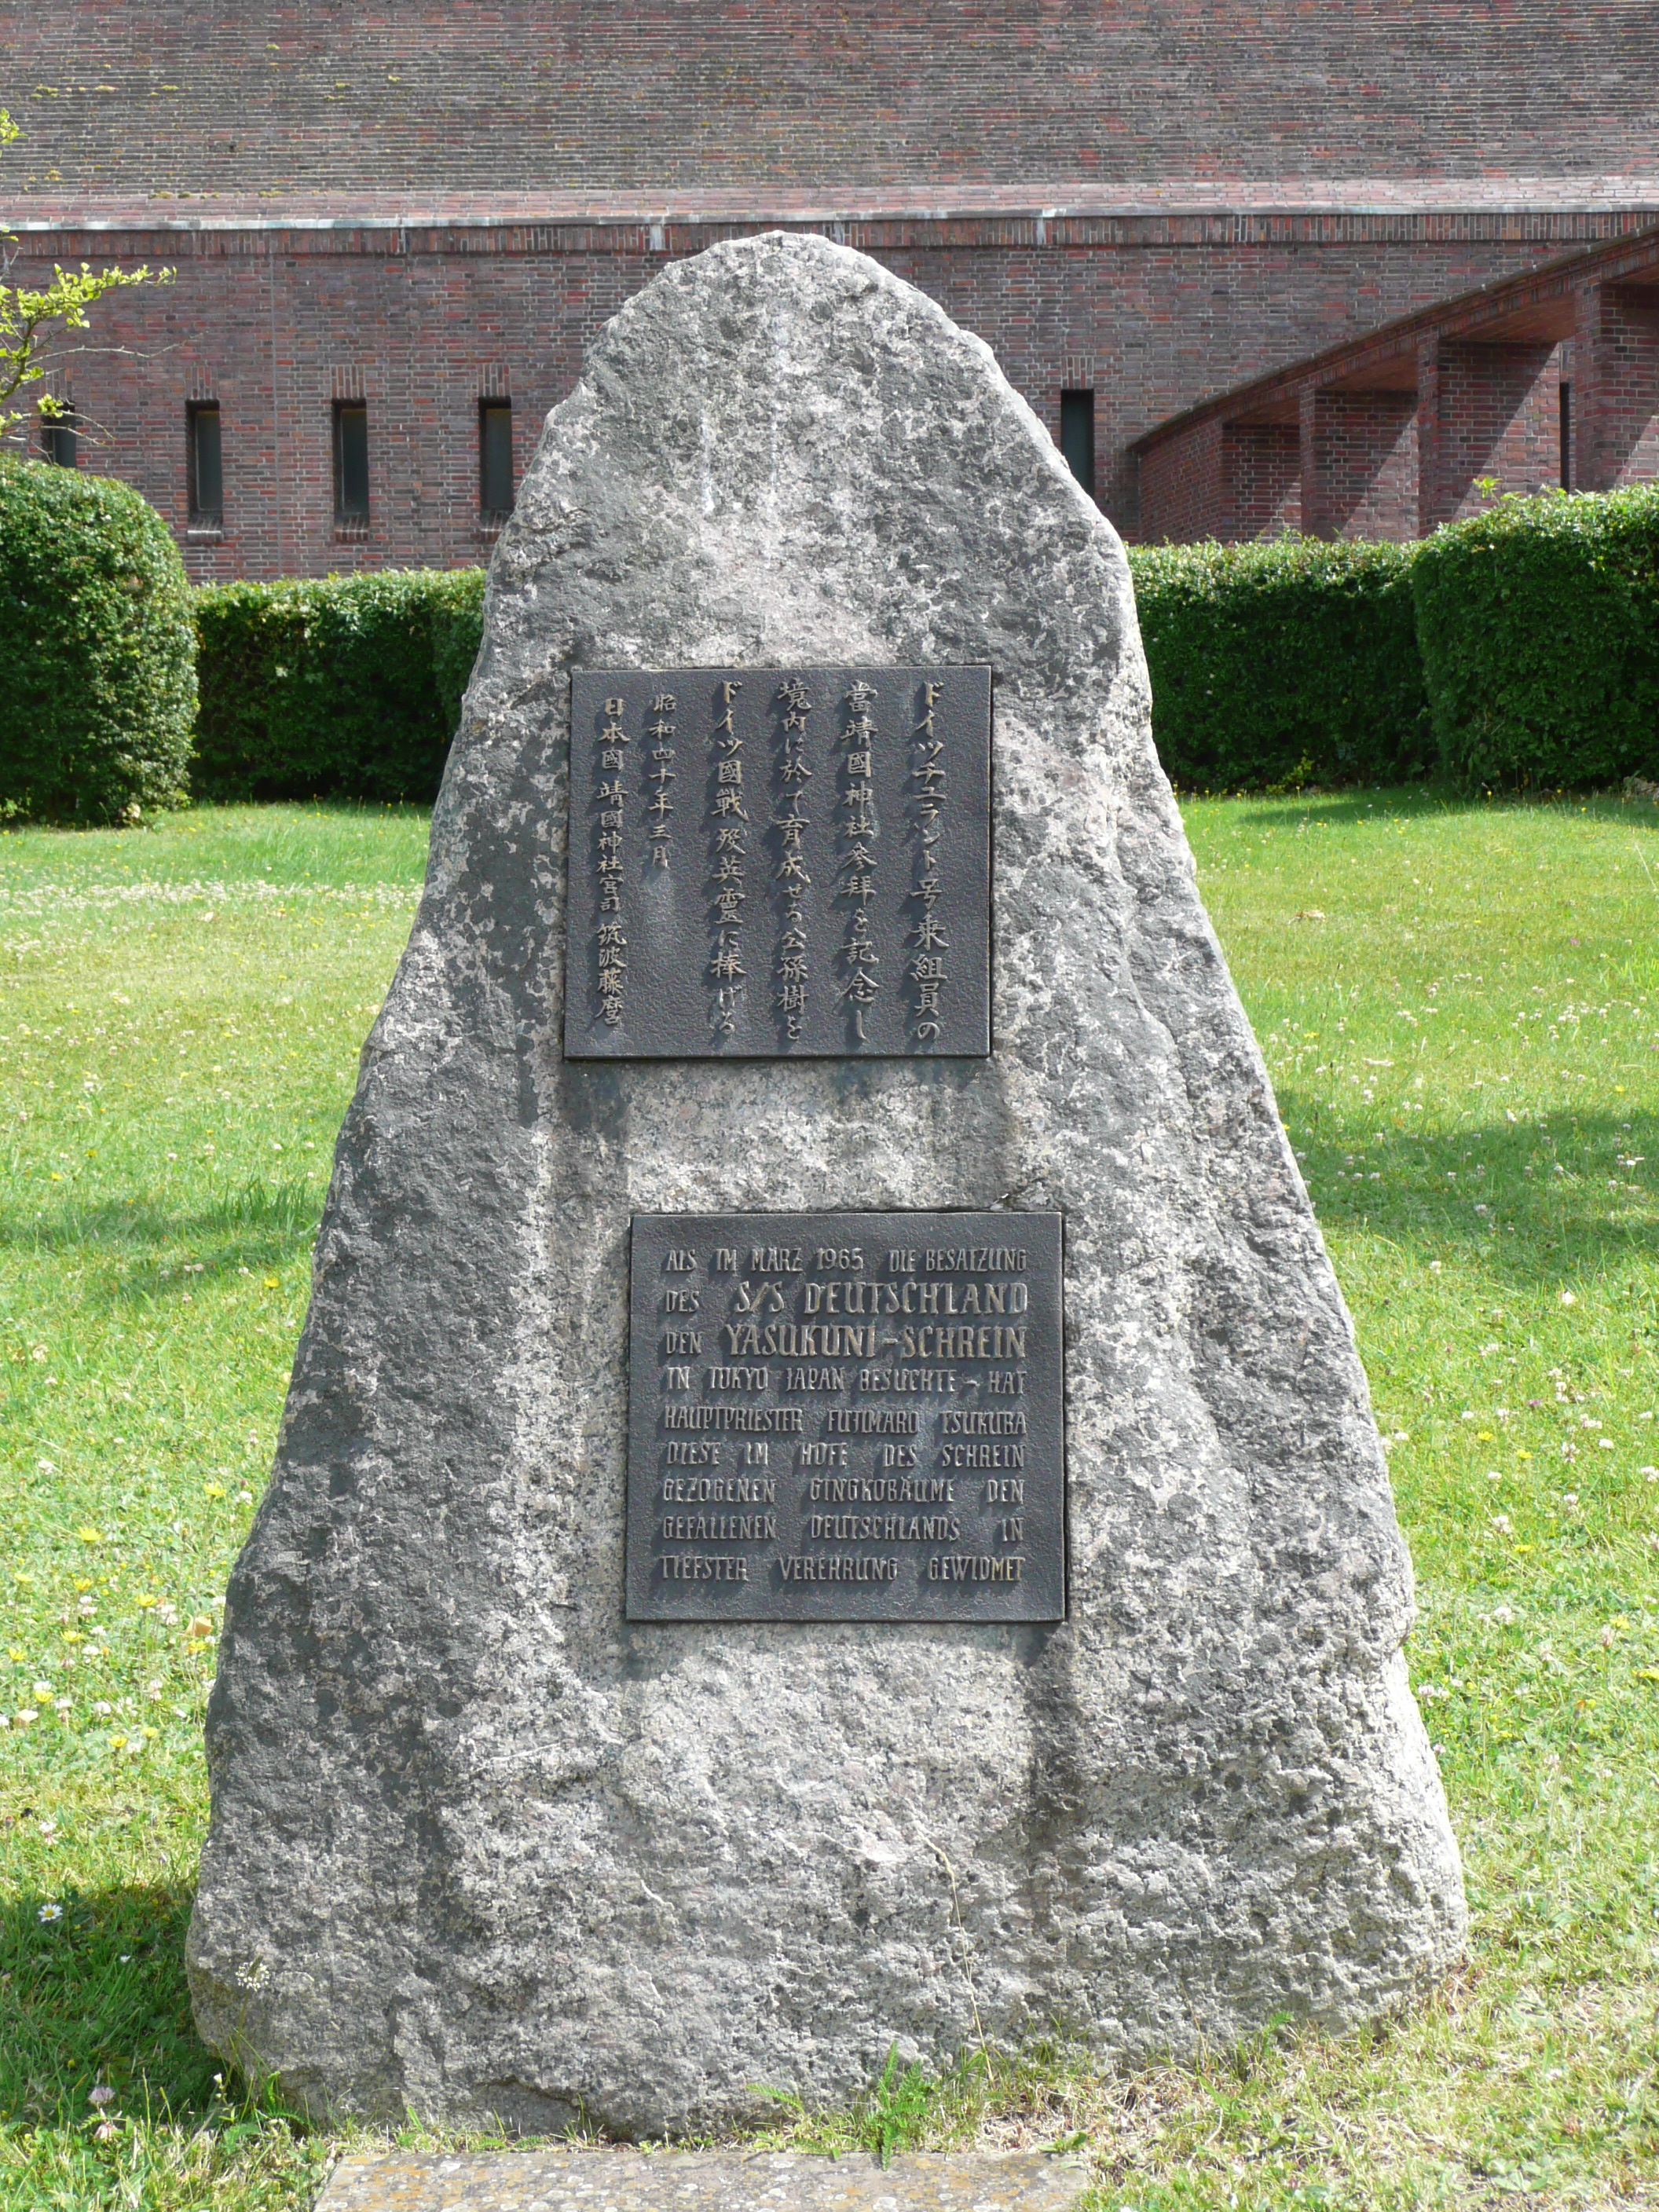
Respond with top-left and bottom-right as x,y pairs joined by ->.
565,668 -> 991,1058
625,1211 -> 1064,1623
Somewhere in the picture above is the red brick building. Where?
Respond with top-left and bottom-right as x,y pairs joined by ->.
5,1 -> 1658,574
1136,225 -> 1659,540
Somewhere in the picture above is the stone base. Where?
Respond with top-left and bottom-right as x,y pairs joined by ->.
318,2151 -> 1090,2212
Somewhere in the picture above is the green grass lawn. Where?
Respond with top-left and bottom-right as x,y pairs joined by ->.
2,791 -> 1656,2210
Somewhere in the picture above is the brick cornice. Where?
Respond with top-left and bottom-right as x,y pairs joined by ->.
7,192 -> 1659,262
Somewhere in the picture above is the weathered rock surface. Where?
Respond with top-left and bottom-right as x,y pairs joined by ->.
189,231 -> 1465,2133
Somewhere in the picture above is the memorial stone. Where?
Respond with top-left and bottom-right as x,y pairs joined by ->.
189,233 -> 1466,2138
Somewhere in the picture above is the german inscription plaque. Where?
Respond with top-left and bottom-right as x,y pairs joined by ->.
626,1210 -> 1064,1622
565,668 -> 991,1058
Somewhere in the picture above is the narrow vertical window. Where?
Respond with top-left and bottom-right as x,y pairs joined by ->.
1060,390 -> 1096,500
41,403 -> 79,468
479,400 -> 514,522
189,401 -> 223,526
1558,382 -> 1573,492
333,400 -> 369,525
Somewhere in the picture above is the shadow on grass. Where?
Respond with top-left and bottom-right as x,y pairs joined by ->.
0,1178 -> 325,1298
1285,1101 -> 1659,1292
1,796 -> 430,852
1218,789 -> 1659,834
0,1881 -> 219,2128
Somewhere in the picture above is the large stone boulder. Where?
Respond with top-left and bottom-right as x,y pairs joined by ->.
189,231 -> 1465,2134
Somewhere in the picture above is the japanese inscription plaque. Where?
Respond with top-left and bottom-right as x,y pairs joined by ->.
565,668 -> 991,1058
627,1210 -> 1064,1623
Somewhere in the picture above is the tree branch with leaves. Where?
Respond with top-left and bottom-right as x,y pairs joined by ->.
1,109 -> 172,444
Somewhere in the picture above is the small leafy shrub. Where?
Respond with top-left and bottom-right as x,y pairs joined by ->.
0,460 -> 196,822
1412,485 -> 1659,789
193,567 -> 486,803
1127,537 -> 1432,793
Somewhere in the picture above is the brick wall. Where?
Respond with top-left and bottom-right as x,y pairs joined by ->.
7,210 -> 1639,577
1577,284 -> 1659,491
7,1 -> 1659,198
1135,220 -> 1659,541
1307,391 -> 1420,539
1224,425 -> 1302,539
1137,419 -> 1229,544
1419,340 -> 1564,526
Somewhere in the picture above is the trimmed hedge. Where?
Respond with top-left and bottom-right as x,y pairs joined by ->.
0,460 -> 196,822
159,496 -> 1651,806
1412,485 -> 1659,790
1126,537 -> 1433,793
430,568 -> 489,746
193,567 -> 486,802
